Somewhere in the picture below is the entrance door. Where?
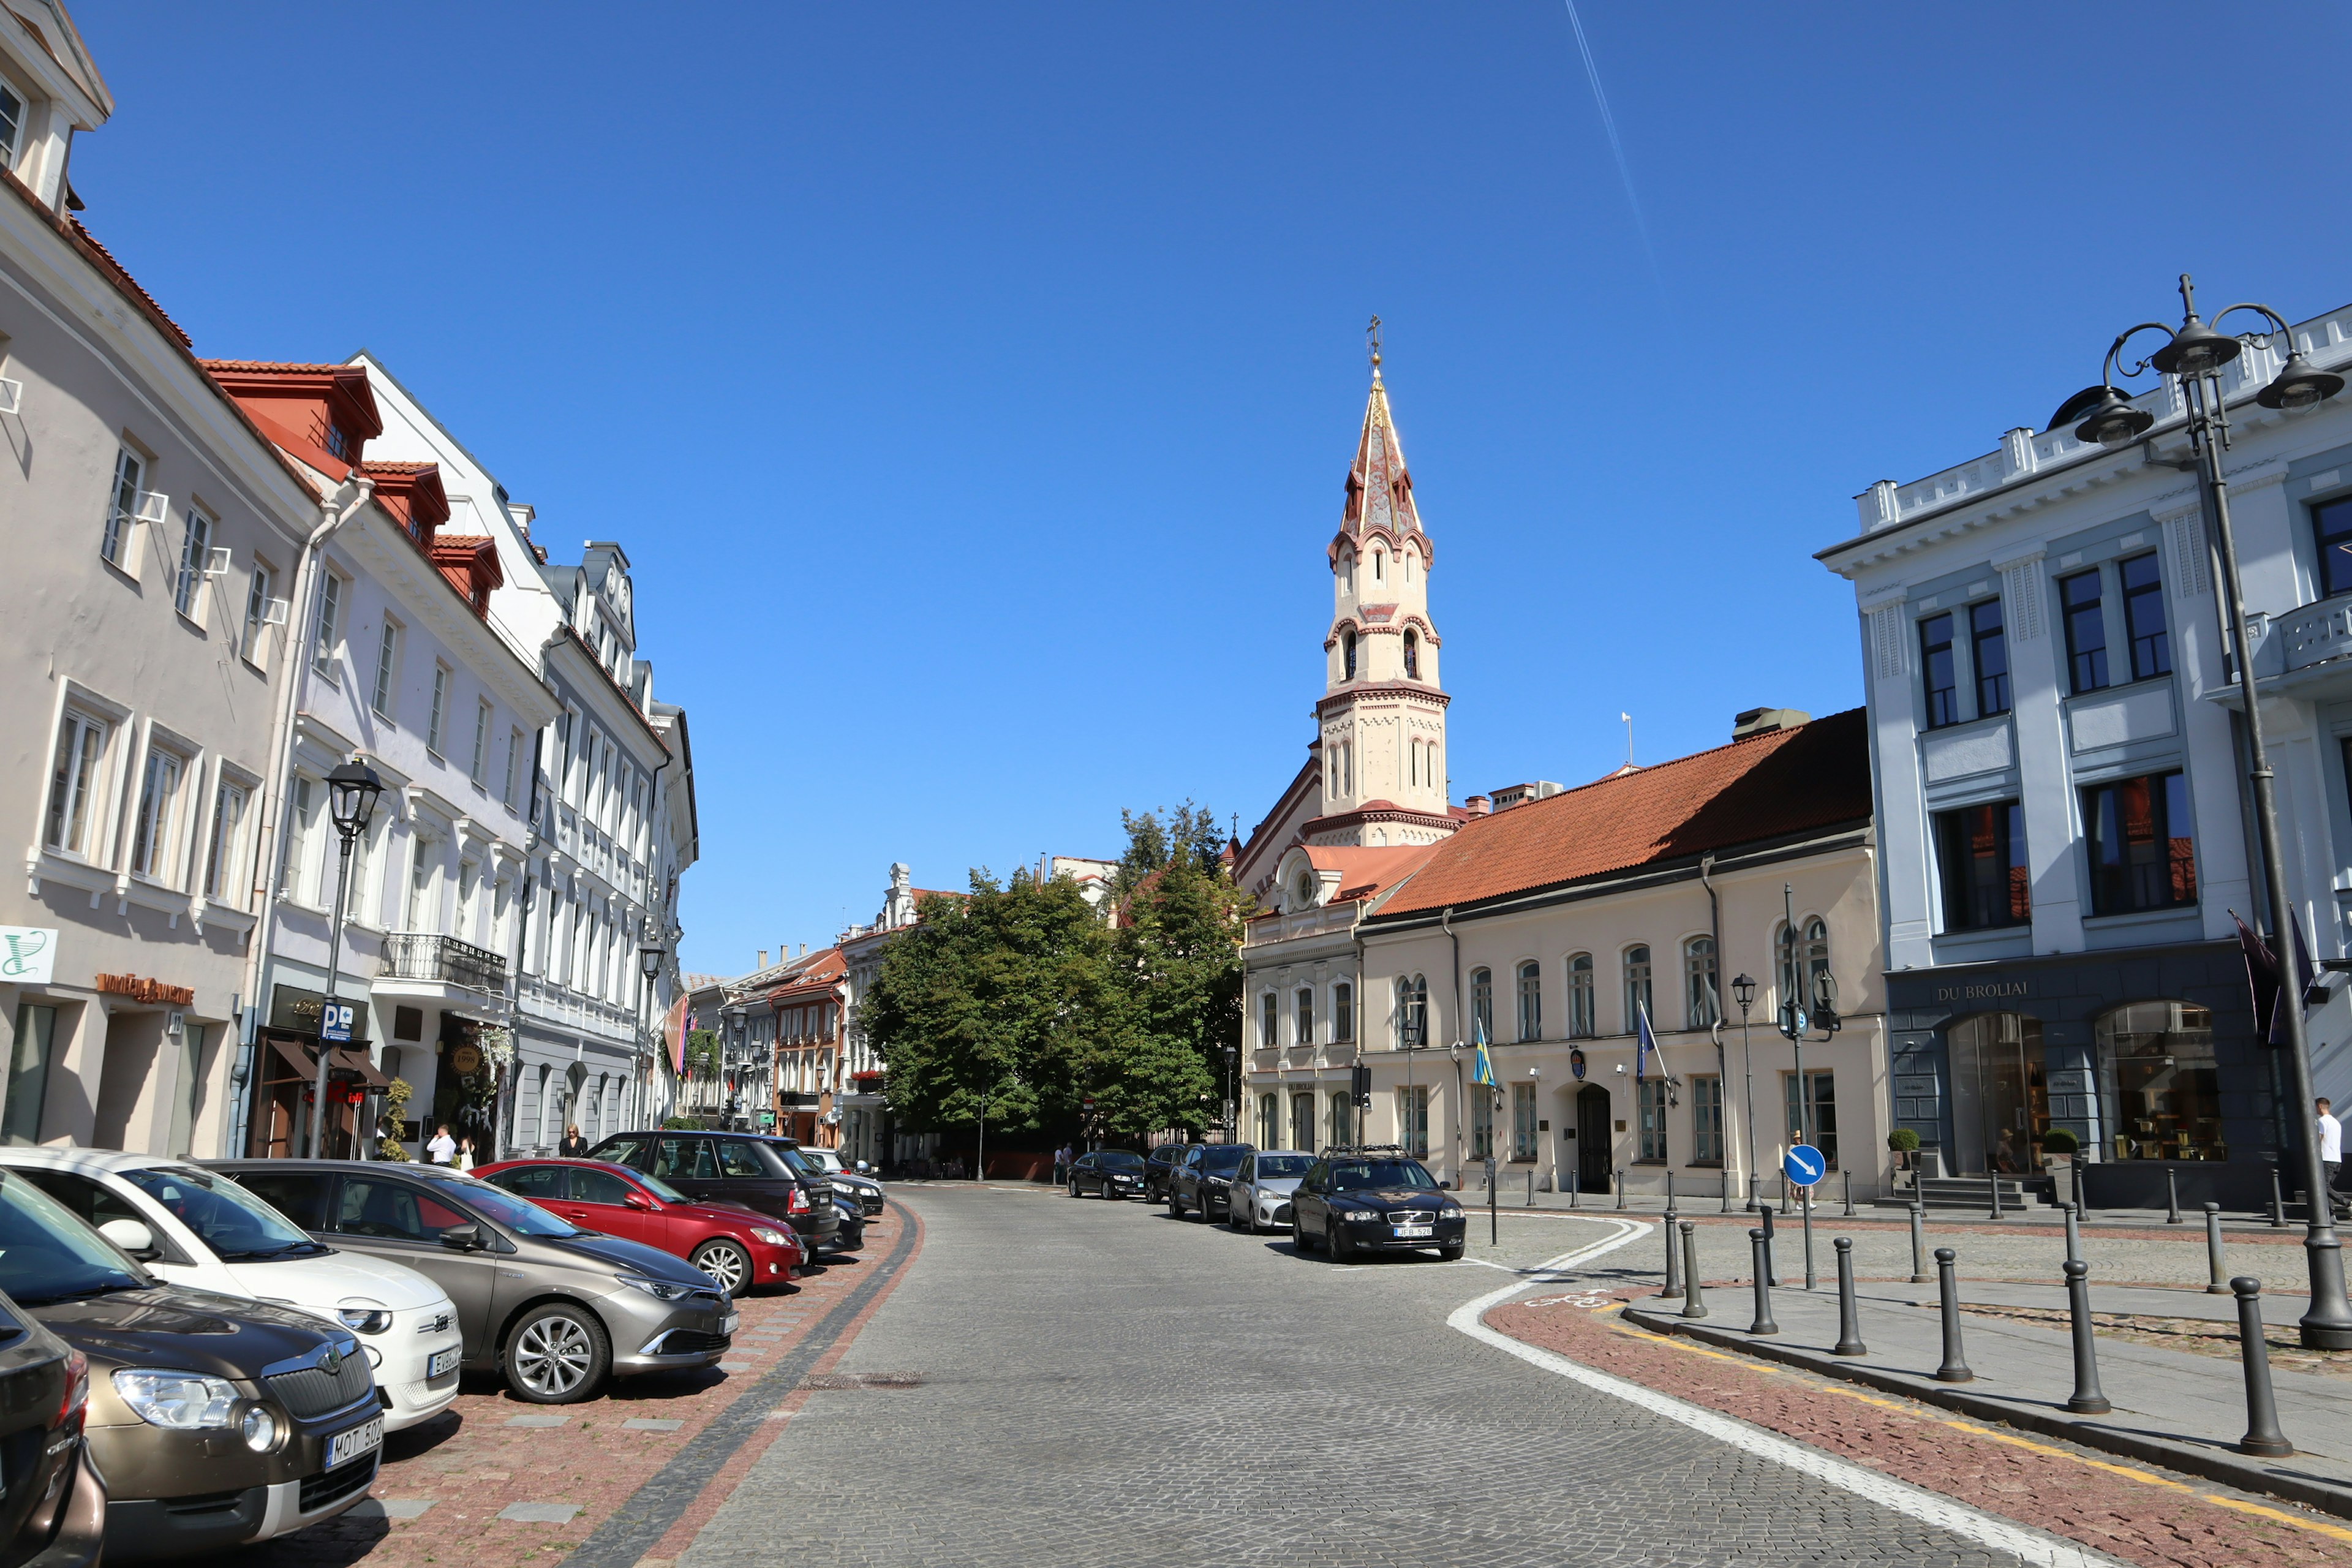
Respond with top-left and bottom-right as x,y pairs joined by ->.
1947,1012 -> 2047,1175
1576,1084 -> 1611,1193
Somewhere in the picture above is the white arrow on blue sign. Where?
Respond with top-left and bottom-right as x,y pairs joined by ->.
1782,1144 -> 1826,1187
320,1003 -> 355,1044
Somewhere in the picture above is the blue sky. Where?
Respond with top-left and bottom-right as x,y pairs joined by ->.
66,2 -> 2352,974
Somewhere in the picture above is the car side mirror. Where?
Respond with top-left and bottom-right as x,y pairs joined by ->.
438,1224 -> 484,1251
99,1218 -> 157,1260
622,1191 -> 654,1211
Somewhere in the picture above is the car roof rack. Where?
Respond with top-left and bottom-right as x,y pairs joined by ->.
1321,1144 -> 1409,1158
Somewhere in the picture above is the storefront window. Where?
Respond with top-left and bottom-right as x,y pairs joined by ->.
1948,1011 -> 2045,1175
1782,1069 -> 1838,1170
2098,1001 -> 2223,1162
1637,1078 -> 1669,1162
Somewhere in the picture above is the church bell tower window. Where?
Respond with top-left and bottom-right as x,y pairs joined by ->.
1341,628 -> 1357,681
1403,629 -> 1420,680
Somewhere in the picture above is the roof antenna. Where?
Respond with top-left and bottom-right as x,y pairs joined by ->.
1622,711 -> 1635,767
1367,314 -> 1382,378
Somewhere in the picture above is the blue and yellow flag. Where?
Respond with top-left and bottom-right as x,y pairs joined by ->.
1472,1016 -> 1496,1088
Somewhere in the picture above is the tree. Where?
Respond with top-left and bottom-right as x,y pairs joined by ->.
1112,835 -> 1243,1136
1112,800 -> 1229,902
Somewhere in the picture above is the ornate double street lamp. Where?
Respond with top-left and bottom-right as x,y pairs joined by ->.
308,761 -> 383,1158
2059,276 -> 2351,1349
1732,971 -> 1759,1207
636,944 -> 665,1129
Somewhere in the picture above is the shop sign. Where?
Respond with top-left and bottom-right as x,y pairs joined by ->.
0,928 -> 57,985
1932,979 -> 2031,1005
95,973 -> 195,1006
447,1043 -> 483,1076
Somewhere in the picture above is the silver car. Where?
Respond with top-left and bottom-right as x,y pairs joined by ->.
1227,1151 -> 1315,1233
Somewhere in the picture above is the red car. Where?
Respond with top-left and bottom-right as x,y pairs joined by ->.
474,1158 -> 804,1296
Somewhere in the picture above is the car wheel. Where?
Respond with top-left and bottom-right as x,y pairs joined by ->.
1230,1200 -> 1251,1233
1169,1190 -> 1185,1218
504,1303 -> 611,1404
1439,1242 -> 1466,1262
1327,1221 -> 1352,1264
690,1238 -> 753,1296
1292,1213 -> 1315,1251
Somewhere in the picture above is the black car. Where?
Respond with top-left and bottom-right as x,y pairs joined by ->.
1167,1143 -> 1254,1223
1141,1144 -> 1191,1202
1068,1150 -> 1147,1199
0,1285 -> 100,1568
825,1196 -> 865,1258
591,1131 -> 840,1254
1287,1147 -> 1467,1262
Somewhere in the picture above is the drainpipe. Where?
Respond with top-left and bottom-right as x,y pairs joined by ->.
499,725 -> 545,1162
1700,854 -> 1732,1205
227,476 -> 375,1158
1443,907 -> 1463,1187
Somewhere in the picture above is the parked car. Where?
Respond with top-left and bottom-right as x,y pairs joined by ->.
0,1167 -> 379,1559
589,1132 -> 840,1255
1141,1144 -> 1191,1202
211,1161 -> 734,1405
1287,1147 -> 1467,1262
1226,1150 -> 1314,1233
1,1150 -> 464,1433
0,1285 -> 102,1568
1167,1144 -> 1254,1222
796,1147 -> 885,1215
824,1195 -> 865,1258
475,1159 -> 802,1297
1067,1150 -> 1146,1199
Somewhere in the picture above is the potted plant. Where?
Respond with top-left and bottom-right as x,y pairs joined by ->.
1887,1127 -> 1920,1189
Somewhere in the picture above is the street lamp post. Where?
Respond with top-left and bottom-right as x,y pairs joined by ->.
2063,276 -> 2351,1349
1732,972 -> 1759,1208
636,945 -> 664,1131
309,761 -> 383,1159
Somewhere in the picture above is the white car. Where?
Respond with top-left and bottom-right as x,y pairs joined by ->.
0,1149 -> 466,1432
1227,1151 -> 1315,1233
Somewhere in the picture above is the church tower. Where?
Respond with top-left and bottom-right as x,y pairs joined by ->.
1302,341 -> 1457,848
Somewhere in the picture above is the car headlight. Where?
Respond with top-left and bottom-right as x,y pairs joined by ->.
337,1300 -> 394,1335
749,1227 -> 791,1246
1344,1208 -> 1383,1224
614,1273 -> 695,1302
1208,1177 -> 1231,1187
113,1370 -> 240,1430
240,1404 -> 280,1452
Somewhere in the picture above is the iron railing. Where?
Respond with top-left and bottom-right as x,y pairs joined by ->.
380,932 -> 508,994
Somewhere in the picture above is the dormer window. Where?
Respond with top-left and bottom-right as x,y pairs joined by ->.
323,424 -> 350,460
1294,872 -> 1315,908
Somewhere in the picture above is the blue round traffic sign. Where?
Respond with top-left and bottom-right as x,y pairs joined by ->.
1782,1144 -> 1826,1187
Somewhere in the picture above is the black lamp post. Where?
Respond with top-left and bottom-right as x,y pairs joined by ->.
636,944 -> 663,1131
1732,971 -> 1758,1206
309,760 -> 383,1159
2060,276 -> 2350,1350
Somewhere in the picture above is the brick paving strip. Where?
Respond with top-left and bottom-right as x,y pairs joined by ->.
1487,1290 -> 2352,1568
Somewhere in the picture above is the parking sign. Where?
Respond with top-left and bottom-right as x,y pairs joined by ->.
320,1003 -> 355,1044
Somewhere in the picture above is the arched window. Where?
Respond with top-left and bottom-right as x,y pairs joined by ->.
1623,946 -> 1653,1032
1516,961 -> 1542,1042
1567,953 -> 1596,1038
1775,922 -> 1800,1017
1295,987 -> 1315,1047
1777,918 -> 1832,1023
1403,629 -> 1420,680
1340,552 -> 1354,595
1293,869 -> 1317,908
1395,974 -> 1428,1048
1341,628 -> 1357,681
1332,981 -> 1354,1042
1684,936 -> 1719,1029
1374,551 -> 1385,584
1469,968 -> 1493,1044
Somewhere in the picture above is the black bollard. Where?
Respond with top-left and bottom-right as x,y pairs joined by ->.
1842,1168 -> 1854,1218
2165,1166 -> 2182,1224
1679,1221 -> 1707,1319
2204,1202 -> 2229,1295
1615,1167 -> 1625,1210
2268,1163 -> 2287,1229
2061,1259 -> 2110,1414
1908,1201 -> 1929,1284
1989,1165 -> 2003,1221
2062,1201 -> 2081,1268
1666,1170 -> 1675,1207
1759,1202 -> 1779,1287
1932,1247 -> 1973,1382
1719,1170 -> 1733,1215
2231,1278 -> 2292,1458
1569,1167 -> 1579,1210
1658,1207 -> 1683,1299
1526,1168 -> 1534,1208
1831,1236 -> 1866,1355
1747,1228 -> 1778,1335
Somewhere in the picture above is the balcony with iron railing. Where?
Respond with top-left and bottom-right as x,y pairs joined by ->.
378,932 -> 508,995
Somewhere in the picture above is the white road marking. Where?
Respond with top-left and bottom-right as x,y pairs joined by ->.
1445,1220 -> 2125,1568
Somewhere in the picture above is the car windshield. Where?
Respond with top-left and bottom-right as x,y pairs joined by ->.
420,1175 -> 580,1237
1200,1147 -> 1249,1172
1327,1160 -> 1438,1191
804,1150 -> 843,1172
122,1166 -> 323,1261
1097,1152 -> 1145,1170
0,1172 -> 149,1305
1254,1156 -> 1312,1178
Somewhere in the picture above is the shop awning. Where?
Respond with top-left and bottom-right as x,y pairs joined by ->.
261,1036 -> 390,1088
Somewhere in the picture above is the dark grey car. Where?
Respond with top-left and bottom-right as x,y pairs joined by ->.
211,1162 -> 735,1404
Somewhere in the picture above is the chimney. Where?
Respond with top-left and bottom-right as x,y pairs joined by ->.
1733,707 -> 1812,740
756,949 -> 768,970
1464,795 -> 1492,816
799,943 -> 807,958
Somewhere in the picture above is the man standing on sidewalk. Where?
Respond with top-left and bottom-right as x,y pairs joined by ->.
2320,1098 -> 2345,1217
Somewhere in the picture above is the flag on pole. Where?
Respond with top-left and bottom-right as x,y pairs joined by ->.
1472,1015 -> 1496,1088
1636,1001 -> 1658,1080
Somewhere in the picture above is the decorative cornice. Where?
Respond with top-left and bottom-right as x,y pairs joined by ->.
1315,682 -> 1450,717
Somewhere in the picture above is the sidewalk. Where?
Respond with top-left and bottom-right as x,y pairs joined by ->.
1623,1273 -> 2352,1520
1458,1175 -> 2329,1234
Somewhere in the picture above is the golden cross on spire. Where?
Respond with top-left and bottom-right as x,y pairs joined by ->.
1367,314 -> 1382,373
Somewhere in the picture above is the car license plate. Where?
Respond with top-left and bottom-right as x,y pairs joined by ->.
326,1416 -> 383,1469
720,1313 -> 739,1335
428,1348 -> 459,1378
1392,1224 -> 1434,1238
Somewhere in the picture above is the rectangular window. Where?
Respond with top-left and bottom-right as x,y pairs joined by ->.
1684,938 -> 1718,1029
130,747 -> 185,881
1327,1090 -> 1351,1150
503,728 -> 524,809
1515,964 -> 1541,1042
2120,553 -> 2169,680
2083,771 -> 2197,915
0,81 -> 22,168
1396,1084 -> 1430,1159
1257,1093 -> 1278,1151
4,1003 -> 59,1146
2316,496 -> 2352,600
1970,598 -> 2010,716
282,775 -> 315,900
314,571 -> 345,678
1567,957 -> 1595,1038
427,666 -> 450,755
1259,992 -> 1278,1050
1294,988 -> 1313,1047
1622,946 -> 1653,1033
1510,1080 -> 1536,1161
407,839 -> 435,930
1934,801 -> 2030,930
203,778 -> 247,902
370,620 -> 401,718
2060,568 -> 2108,693
43,710 -> 108,857
1638,1077 -> 1668,1162
470,701 -> 492,784
1471,1087 -> 1494,1160
1920,613 -> 1958,729
1783,1069 -> 1838,1170
175,507 -> 213,617
1331,982 -> 1354,1042
102,448 -> 142,567
243,560 -> 276,664
1691,1074 -> 1724,1165
1470,969 -> 1492,1043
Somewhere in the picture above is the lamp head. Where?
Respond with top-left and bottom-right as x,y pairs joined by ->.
2069,385 -> 2155,449
325,761 -> 384,839
2256,350 -> 2345,412
639,945 -> 664,979
2149,315 -> 2241,378
1732,973 -> 1757,1009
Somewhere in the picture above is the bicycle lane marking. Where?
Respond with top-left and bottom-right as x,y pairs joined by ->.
1442,1218 -> 2125,1568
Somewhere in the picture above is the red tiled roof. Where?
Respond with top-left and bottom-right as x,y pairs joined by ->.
202,359 -> 347,373
1376,710 -> 1870,916
69,219 -> 188,348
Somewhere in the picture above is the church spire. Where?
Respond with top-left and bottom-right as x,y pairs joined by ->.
1341,325 -> 1423,547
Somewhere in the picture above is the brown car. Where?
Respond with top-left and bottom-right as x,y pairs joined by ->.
0,1169 -> 378,1561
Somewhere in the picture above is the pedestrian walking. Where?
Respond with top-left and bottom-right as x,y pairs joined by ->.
425,1124 -> 457,1166
2320,1098 -> 2345,1218
456,1136 -> 476,1173
560,1123 -> 589,1158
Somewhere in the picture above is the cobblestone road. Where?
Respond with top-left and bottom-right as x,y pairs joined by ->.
673,1186 -> 2112,1568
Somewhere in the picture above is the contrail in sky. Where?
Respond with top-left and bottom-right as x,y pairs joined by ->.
1561,1 -> 1666,301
